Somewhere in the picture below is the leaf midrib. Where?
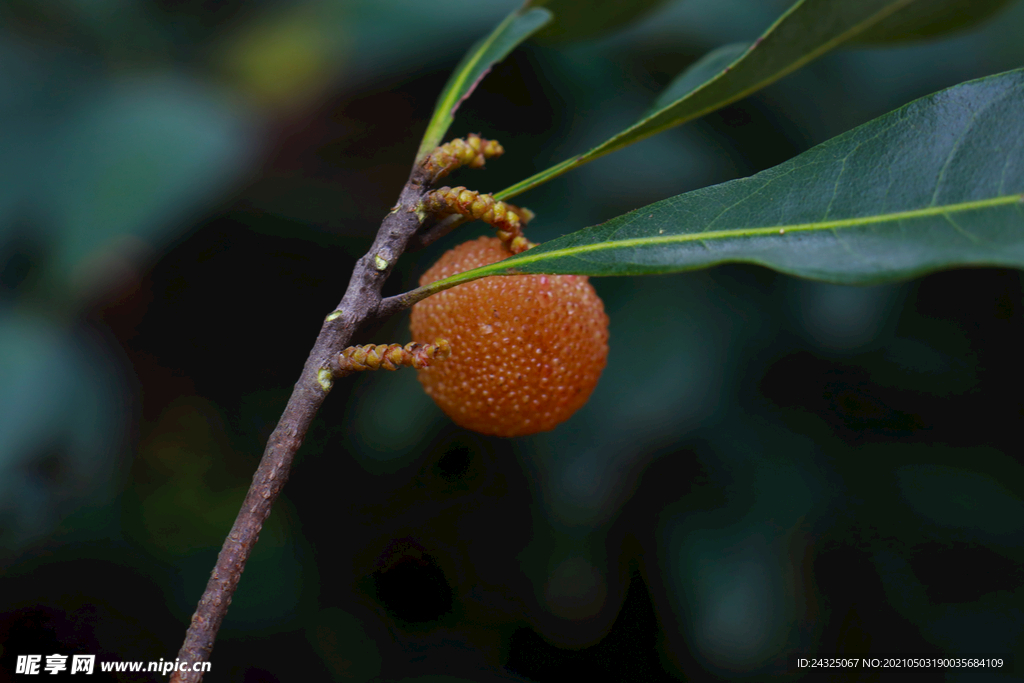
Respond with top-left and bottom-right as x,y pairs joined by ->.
495,193 -> 1024,269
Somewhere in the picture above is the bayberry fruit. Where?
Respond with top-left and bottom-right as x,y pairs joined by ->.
410,236 -> 609,437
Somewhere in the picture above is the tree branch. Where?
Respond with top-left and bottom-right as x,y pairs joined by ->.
169,164 -> 438,683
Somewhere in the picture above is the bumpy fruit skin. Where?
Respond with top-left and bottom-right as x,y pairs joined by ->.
410,236 -> 609,437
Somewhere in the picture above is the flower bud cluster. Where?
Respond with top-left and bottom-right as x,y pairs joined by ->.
333,339 -> 451,374
423,186 -> 534,253
422,133 -> 504,180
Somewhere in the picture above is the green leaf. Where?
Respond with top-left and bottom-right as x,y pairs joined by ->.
495,0 -> 922,201
854,0 -> 1015,43
527,0 -> 672,43
413,68 -> 1024,296
415,6 -> 552,162
648,42 -> 750,114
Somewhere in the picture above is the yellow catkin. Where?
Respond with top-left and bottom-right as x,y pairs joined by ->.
423,186 -> 534,253
422,134 -> 504,180
334,339 -> 451,373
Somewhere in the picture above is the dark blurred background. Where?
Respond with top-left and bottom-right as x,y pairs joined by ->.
2,1 -> 1023,681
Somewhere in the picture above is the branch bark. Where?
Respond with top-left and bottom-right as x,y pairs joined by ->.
169,164 -> 437,683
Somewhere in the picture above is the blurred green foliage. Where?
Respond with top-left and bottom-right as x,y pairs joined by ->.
1,1 -> 1023,681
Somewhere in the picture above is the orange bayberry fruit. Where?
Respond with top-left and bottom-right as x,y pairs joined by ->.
410,236 -> 609,437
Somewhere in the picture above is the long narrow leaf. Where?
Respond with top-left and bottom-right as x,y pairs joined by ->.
416,6 -> 552,162
411,68 -> 1024,298
854,0 -> 1015,43
648,42 -> 749,115
495,0 -> 918,201
527,0 -> 672,43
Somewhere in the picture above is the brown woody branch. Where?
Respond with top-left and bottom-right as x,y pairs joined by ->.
168,160 -> 452,682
